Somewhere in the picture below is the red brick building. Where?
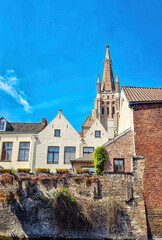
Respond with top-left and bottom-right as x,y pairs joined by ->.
73,86 -> 162,238
119,87 -> 162,238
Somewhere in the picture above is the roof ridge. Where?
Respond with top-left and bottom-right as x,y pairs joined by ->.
103,128 -> 132,147
122,86 -> 162,89
10,122 -> 42,124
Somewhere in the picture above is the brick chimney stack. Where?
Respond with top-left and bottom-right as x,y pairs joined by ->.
41,118 -> 47,130
59,109 -> 62,115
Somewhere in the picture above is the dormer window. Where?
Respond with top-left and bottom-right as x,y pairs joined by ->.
0,122 -> 6,131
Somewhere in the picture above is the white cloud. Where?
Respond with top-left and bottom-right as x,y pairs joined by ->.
0,70 -> 31,112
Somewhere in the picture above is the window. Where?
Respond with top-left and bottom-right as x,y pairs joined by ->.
0,122 -> 5,131
83,147 -> 94,157
47,147 -> 59,164
54,129 -> 60,137
18,142 -> 30,161
107,107 -> 109,115
95,130 -> 101,138
1,142 -> 13,161
82,167 -> 94,173
64,147 -> 76,164
102,106 -> 104,114
114,159 -> 124,172
112,106 -> 115,115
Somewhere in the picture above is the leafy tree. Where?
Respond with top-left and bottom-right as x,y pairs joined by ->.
93,146 -> 108,175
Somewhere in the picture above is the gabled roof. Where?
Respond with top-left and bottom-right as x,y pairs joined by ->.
9,122 -> 44,132
82,115 -> 95,135
103,128 -> 131,147
122,86 -> 162,104
0,117 -> 46,133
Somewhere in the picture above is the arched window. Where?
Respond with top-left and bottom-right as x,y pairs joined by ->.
107,106 -> 109,115
102,106 -> 104,114
112,106 -> 115,115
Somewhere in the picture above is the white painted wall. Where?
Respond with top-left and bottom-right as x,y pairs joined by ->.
118,90 -> 134,134
0,134 -> 34,170
0,111 -> 113,173
34,112 -> 111,172
34,111 -> 81,172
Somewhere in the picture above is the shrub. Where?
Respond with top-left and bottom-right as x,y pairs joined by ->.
17,168 -> 31,173
80,197 -> 126,232
0,169 -> 12,173
53,188 -> 90,230
56,169 -> 69,174
35,168 -> 50,173
93,146 -> 108,175
75,169 -> 90,174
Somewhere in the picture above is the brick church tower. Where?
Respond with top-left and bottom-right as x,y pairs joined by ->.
92,44 -> 120,136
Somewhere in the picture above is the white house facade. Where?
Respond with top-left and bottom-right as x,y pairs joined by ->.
0,117 -> 47,170
33,110 -> 113,172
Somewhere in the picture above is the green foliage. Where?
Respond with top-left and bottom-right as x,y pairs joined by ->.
56,168 -> 69,174
75,168 -> 90,174
0,169 -> 12,173
17,168 -> 31,173
93,146 -> 108,175
53,188 -> 90,230
35,168 -> 50,173
11,169 -> 18,174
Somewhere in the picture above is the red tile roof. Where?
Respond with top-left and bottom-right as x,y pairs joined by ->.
122,87 -> 162,103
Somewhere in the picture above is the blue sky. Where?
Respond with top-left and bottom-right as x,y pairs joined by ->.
0,0 -> 161,131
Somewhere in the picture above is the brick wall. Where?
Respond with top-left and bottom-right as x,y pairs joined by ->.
104,130 -> 134,172
0,168 -> 147,239
133,103 -> 162,238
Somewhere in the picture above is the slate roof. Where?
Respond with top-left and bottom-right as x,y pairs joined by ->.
9,122 -> 44,132
122,87 -> 162,103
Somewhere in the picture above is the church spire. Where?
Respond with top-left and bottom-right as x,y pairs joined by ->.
101,43 -> 115,92
115,73 -> 120,92
105,43 -> 110,59
97,74 -> 101,93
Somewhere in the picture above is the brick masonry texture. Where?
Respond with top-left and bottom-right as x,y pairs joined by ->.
133,103 -> 162,238
104,130 -> 134,172
0,157 -> 147,239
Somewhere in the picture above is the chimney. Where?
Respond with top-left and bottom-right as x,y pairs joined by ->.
41,118 -> 47,130
59,109 -> 62,115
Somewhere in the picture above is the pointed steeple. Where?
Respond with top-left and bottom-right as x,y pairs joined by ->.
97,74 -> 101,93
105,43 -> 110,59
97,73 -> 100,83
116,73 -> 119,82
101,43 -> 115,92
115,73 -> 120,92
